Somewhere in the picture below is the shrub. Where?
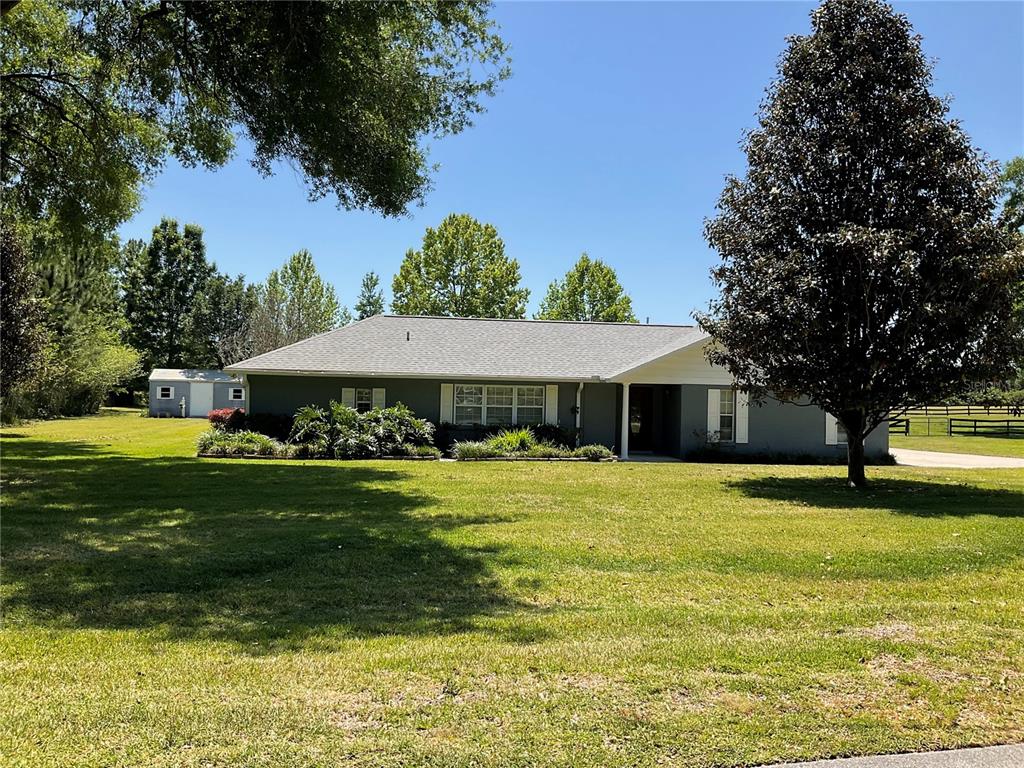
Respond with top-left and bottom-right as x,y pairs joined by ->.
288,401 -> 437,459
524,441 -> 573,458
530,423 -> 576,447
573,444 -> 614,461
399,443 -> 442,458
208,407 -> 246,431
197,428 -> 286,457
245,412 -> 294,440
486,427 -> 536,455
358,402 -> 435,454
452,440 -> 501,459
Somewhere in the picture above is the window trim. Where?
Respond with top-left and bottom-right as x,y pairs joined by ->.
452,384 -> 546,427
157,385 -> 175,400
228,387 -> 245,402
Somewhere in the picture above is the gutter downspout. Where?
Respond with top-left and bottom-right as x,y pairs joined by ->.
575,382 -> 583,447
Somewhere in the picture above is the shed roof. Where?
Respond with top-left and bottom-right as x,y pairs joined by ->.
225,315 -> 708,381
149,368 -> 240,383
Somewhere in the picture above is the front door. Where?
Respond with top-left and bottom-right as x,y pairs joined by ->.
189,383 -> 214,418
628,386 -> 654,451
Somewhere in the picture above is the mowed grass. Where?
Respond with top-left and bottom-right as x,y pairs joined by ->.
2,411 -> 1024,768
891,413 -> 1024,458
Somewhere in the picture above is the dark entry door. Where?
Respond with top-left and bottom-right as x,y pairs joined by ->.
629,386 -> 654,451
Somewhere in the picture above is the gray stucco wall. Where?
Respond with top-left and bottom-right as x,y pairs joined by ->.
678,385 -> 889,459
148,380 -> 243,417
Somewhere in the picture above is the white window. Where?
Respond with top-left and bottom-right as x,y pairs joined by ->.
157,386 -> 174,400
454,385 -> 484,425
452,384 -> 546,426
229,387 -> 244,401
516,386 -> 545,425
718,389 -> 735,442
836,420 -> 848,444
485,385 -> 514,426
355,388 -> 373,414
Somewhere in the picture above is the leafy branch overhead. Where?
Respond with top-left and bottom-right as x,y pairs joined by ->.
0,0 -> 511,238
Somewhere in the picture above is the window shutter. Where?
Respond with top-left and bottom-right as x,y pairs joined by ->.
544,384 -> 559,425
440,383 -> 454,423
825,412 -> 838,445
735,391 -> 749,444
706,389 -> 720,442
372,388 -> 386,410
341,387 -> 356,409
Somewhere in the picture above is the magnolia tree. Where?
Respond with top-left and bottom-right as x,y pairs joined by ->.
698,0 -> 1023,487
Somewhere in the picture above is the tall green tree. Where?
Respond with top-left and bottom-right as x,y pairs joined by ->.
355,271 -> 385,320
1,1 -> 509,244
391,214 -> 529,318
247,250 -> 348,356
1000,157 -> 1024,235
536,254 -> 636,322
121,219 -> 216,371
697,0 -> 1022,487
193,274 -> 258,368
0,219 -> 46,399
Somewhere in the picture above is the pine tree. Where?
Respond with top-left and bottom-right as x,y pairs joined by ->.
354,271 -> 385,319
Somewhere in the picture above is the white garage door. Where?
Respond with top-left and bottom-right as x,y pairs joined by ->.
189,383 -> 214,418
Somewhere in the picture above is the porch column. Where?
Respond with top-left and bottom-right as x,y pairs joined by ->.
620,382 -> 630,460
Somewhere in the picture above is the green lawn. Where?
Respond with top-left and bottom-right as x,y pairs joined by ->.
3,410 -> 1024,768
891,413 -> 1024,458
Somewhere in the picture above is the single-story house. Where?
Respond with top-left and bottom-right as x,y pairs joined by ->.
224,315 -> 888,460
148,369 -> 245,418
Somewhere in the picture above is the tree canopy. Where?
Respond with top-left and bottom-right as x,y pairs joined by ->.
355,271 -> 386,320
697,0 -> 1023,487
536,253 -> 636,322
391,214 -> 529,318
0,0 -> 510,242
247,250 -> 347,357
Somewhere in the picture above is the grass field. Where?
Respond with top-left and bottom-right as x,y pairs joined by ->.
890,413 -> 1024,458
3,410 -> 1024,768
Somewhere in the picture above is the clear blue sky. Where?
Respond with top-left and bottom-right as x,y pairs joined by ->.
119,1 -> 1023,324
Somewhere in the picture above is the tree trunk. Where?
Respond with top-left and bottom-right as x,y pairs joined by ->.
847,434 -> 867,488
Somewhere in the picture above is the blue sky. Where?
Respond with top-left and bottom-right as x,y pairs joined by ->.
119,1 -> 1023,324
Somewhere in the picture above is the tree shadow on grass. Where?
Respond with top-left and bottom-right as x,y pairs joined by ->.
2,435 -> 523,649
727,475 -> 1024,518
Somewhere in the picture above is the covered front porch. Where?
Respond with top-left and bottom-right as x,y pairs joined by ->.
618,383 -> 683,459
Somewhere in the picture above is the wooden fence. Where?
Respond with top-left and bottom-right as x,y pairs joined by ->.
902,404 -> 1022,417
948,418 -> 1024,438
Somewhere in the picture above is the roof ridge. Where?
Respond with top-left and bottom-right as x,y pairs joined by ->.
377,314 -> 695,329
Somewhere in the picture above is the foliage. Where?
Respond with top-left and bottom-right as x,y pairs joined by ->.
244,413 -> 295,442
999,156 -> 1024,234
697,0 -> 1024,487
487,428 -> 537,455
530,423 -> 578,447
451,440 -> 501,460
572,444 -> 615,461
207,407 -> 246,432
247,250 -> 348,357
536,253 -> 636,322
120,219 -> 219,372
197,428 -> 286,457
198,274 -> 258,367
0,219 -> 46,398
287,401 -> 434,460
354,272 -> 386,320
3,318 -> 141,421
397,443 -> 442,459
391,214 -> 529,318
524,442 -> 573,459
0,0 -> 510,244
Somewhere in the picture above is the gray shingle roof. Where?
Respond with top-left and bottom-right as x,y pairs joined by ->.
149,368 -> 240,383
225,315 -> 708,381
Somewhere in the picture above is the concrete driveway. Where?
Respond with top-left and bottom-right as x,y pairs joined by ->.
756,743 -> 1024,768
891,447 -> 1024,469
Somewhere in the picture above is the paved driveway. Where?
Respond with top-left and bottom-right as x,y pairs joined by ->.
756,743 -> 1024,768
891,447 -> 1024,469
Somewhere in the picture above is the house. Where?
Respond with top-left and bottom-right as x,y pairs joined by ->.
148,369 -> 245,418
224,315 -> 888,460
